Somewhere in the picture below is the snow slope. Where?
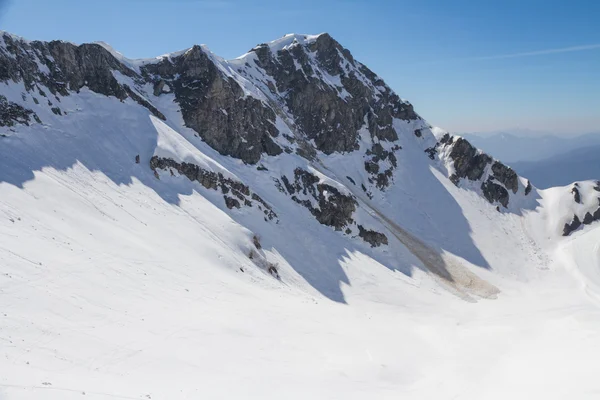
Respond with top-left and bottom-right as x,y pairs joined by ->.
1,32 -> 600,399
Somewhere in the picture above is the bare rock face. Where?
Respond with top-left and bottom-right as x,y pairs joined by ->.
563,215 -> 582,236
491,161 -> 518,194
571,184 -> 582,204
150,156 -> 278,222
448,137 -> 492,184
0,33 -> 164,120
525,180 -> 533,195
141,47 -> 282,164
0,95 -> 36,126
280,168 -> 388,246
363,143 -> 400,189
358,225 -> 388,247
481,177 -> 509,208
562,192 -> 600,237
435,133 -> 530,208
250,34 -> 418,155
281,168 -> 357,230
1,34 -> 134,97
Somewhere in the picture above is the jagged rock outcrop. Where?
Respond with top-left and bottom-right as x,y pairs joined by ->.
481,177 -> 509,208
279,168 -> 388,246
364,143 -> 400,189
150,156 -> 278,222
0,95 -> 36,126
246,34 -> 418,155
571,184 -> 582,204
563,215 -> 582,236
0,32 -> 164,120
491,161 -> 518,194
434,133 -> 529,208
358,225 -> 388,247
281,168 -> 357,230
525,180 -> 533,195
561,183 -> 600,236
447,137 -> 492,184
141,46 -> 282,164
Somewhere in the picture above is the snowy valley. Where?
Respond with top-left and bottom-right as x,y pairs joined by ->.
1,31 -> 600,399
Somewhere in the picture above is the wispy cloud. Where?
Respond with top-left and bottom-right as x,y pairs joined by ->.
471,43 -> 600,61
413,43 -> 600,66
0,0 -> 11,21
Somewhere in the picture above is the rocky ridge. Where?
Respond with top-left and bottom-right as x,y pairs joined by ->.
1,29 -> 597,249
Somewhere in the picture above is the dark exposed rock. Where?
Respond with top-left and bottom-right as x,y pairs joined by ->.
366,143 -> 398,167
122,85 -> 166,120
141,46 -> 281,164
0,95 -> 35,126
346,176 -> 356,185
439,133 -> 452,144
361,183 -> 373,199
525,180 -> 532,196
282,168 -> 357,231
152,80 -> 172,96
375,169 -> 393,190
249,33 -> 417,155
594,181 -> 600,192
363,143 -> 398,189
45,42 -> 136,97
281,168 -> 386,246
491,162 -> 518,194
448,138 -> 492,183
435,133 -> 527,207
481,177 -> 509,208
224,196 -> 240,209
563,215 -> 582,236
583,212 -> 594,225
358,225 -> 388,247
364,160 -> 379,174
571,186 -> 581,204
594,205 -> 600,221
424,147 -> 437,160
150,156 -> 277,221
414,128 -> 422,137
1,34 -> 134,97
0,33 -> 171,128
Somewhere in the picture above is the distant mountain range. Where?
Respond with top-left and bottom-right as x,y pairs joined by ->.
462,131 -> 600,164
461,130 -> 600,188
511,145 -> 600,189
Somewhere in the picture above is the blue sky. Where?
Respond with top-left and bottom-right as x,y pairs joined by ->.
1,0 -> 599,134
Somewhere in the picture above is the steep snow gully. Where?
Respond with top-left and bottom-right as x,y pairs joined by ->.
313,160 -> 499,300
1,31 -> 600,399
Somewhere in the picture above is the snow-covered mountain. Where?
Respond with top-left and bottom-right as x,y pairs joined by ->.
1,31 -> 600,399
